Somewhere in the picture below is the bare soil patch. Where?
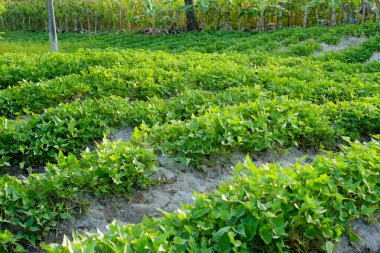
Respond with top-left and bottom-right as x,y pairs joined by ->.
334,217 -> 380,253
314,37 -> 366,55
369,52 -> 380,62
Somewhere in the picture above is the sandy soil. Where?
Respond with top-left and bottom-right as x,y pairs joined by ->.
369,52 -> 380,62
314,37 -> 366,55
334,217 -> 380,253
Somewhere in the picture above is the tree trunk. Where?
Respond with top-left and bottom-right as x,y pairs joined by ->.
184,0 -> 198,31
107,14 -> 111,31
376,8 -> 380,23
74,17 -> 77,31
343,4 -> 351,23
278,9 -> 283,28
353,10 -> 359,24
258,13 -> 265,31
361,0 -> 366,23
46,0 -> 58,52
201,14 -> 206,30
59,19 -> 62,33
226,11 -> 231,27
65,16 -> 68,32
87,15 -> 91,32
303,7 -> 309,28
119,9 -> 123,31
330,9 -> 336,26
315,8 -> 319,22
256,18 -> 259,30
215,10 -> 220,29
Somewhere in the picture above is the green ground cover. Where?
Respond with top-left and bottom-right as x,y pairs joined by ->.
0,24 -> 379,252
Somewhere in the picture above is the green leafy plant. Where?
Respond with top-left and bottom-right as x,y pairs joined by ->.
0,24 -> 380,252
43,140 -> 380,252
0,140 -> 155,251
136,95 -> 379,165
135,0 -> 190,29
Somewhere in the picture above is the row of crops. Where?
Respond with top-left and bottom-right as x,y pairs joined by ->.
0,0 -> 380,32
1,22 -> 380,55
0,24 -> 380,252
45,139 -> 380,252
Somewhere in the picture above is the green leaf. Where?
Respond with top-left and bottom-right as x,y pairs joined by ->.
325,241 -> 334,253
213,226 -> 231,241
192,208 -> 209,219
259,226 -> 272,244
341,136 -> 351,143
60,212 -> 70,219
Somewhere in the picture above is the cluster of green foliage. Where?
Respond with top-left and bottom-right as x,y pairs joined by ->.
43,139 -> 380,252
1,83 -> 377,169
0,140 -> 155,252
0,24 -> 379,251
3,54 -> 377,118
0,25 -> 378,118
138,96 -> 379,165
1,23 -> 379,54
0,50 -> 137,88
1,0 -> 379,32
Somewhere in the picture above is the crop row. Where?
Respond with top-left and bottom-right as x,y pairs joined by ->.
265,55 -> 380,81
0,86 -> 265,168
0,61 -> 259,118
258,66 -> 379,103
0,50 -> 137,88
1,89 -> 378,169
3,23 -> 380,54
138,96 -> 380,165
0,49 -> 262,89
44,139 -> 380,252
2,56 -> 379,119
2,32 -> 380,92
0,140 -> 155,252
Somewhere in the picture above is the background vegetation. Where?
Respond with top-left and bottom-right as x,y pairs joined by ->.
0,0 -> 379,33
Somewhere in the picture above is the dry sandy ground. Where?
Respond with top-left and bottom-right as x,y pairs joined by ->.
369,52 -> 380,62
314,37 -> 366,55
